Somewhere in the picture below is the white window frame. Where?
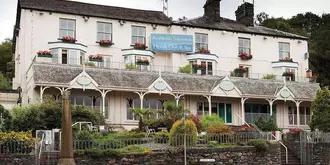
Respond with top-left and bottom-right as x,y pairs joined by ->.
96,55 -> 112,68
195,33 -> 208,52
97,22 -> 112,41
238,38 -> 251,54
131,26 -> 146,44
285,67 -> 296,81
279,42 -> 290,59
59,18 -> 76,38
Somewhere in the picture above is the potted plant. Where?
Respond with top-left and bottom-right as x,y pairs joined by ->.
98,40 -> 114,47
136,59 -> 149,65
197,48 -> 211,54
133,42 -> 147,50
59,36 -> 76,43
89,55 -> 103,62
238,52 -> 253,60
279,57 -> 293,62
37,50 -> 52,58
234,66 -> 247,77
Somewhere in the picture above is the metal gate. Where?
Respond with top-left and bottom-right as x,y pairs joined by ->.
300,132 -> 314,165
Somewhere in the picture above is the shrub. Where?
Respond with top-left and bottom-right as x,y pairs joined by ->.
187,114 -> 202,132
125,64 -> 137,70
200,115 -> 225,131
11,100 -> 105,133
247,139 -> 269,153
289,128 -> 303,134
207,125 -> 232,134
169,120 -> 198,146
155,130 -> 169,143
262,74 -> 276,80
0,131 -> 38,154
255,117 -> 278,132
178,64 -> 192,74
74,130 -> 94,150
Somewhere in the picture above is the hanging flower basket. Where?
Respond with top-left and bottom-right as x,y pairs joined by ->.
98,40 -> 114,47
89,55 -> 103,62
136,59 -> 149,65
37,50 -> 52,58
58,36 -> 76,43
238,52 -> 253,60
197,48 -> 211,54
132,42 -> 148,50
192,63 -> 206,70
282,71 -> 294,77
279,57 -> 293,62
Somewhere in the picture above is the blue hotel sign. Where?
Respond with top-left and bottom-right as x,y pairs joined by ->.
150,34 -> 193,53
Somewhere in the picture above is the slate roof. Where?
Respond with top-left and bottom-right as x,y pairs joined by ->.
19,0 -> 172,25
32,64 -> 221,93
173,17 -> 307,40
33,64 -> 319,99
231,77 -> 320,99
18,0 -> 307,40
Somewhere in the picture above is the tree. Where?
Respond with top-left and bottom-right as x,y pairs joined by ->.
310,88 -> 330,132
162,102 -> 189,130
0,104 -> 12,131
0,72 -> 11,90
0,38 -> 13,76
130,108 -> 154,131
255,12 -> 269,25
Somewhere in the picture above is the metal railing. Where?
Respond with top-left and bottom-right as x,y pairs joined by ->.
33,56 -> 312,82
236,113 -> 288,164
0,141 -> 36,155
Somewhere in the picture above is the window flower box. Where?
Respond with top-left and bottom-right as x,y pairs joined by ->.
58,36 -> 76,43
279,57 -> 293,62
136,59 -> 149,65
37,50 -> 52,58
238,52 -> 253,60
132,42 -> 148,50
89,55 -> 103,62
197,48 -> 211,54
233,66 -> 247,77
282,71 -> 294,77
97,40 -> 114,47
192,64 -> 206,71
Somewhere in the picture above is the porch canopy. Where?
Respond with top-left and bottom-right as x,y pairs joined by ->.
31,63 -> 320,126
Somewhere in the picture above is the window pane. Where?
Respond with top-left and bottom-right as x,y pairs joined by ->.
195,34 -> 201,43
98,23 -> 104,32
60,19 -> 66,29
132,27 -> 138,35
134,99 -> 141,108
60,30 -> 67,37
104,34 -> 111,40
68,31 -> 74,37
68,20 -> 75,30
139,27 -> 145,36
105,23 -> 111,33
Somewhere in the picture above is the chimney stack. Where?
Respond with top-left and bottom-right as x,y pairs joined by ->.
235,2 -> 254,26
203,0 -> 221,22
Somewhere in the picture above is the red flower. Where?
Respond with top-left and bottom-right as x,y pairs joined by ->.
62,36 -> 75,42
134,42 -> 146,49
37,50 -> 51,55
100,40 -> 112,44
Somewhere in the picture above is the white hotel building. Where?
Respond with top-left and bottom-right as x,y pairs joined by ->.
13,0 -> 319,130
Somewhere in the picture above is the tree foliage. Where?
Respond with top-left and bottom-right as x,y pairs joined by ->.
0,38 -> 14,88
129,108 -> 154,131
0,72 -> 11,90
0,104 -> 12,131
310,88 -> 330,132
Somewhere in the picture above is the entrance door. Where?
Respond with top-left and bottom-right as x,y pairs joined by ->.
218,103 -> 232,124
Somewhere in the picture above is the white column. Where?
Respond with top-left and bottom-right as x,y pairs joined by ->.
266,99 -> 275,117
203,95 -> 212,116
241,98 -> 248,125
135,92 -> 147,109
295,101 -> 302,127
99,90 -> 111,117
40,86 -> 49,103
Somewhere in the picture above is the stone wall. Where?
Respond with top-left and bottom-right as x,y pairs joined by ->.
75,145 -> 281,165
0,155 -> 35,165
0,145 -> 281,165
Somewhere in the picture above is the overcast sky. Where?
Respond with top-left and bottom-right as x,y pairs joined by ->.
0,0 -> 329,41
